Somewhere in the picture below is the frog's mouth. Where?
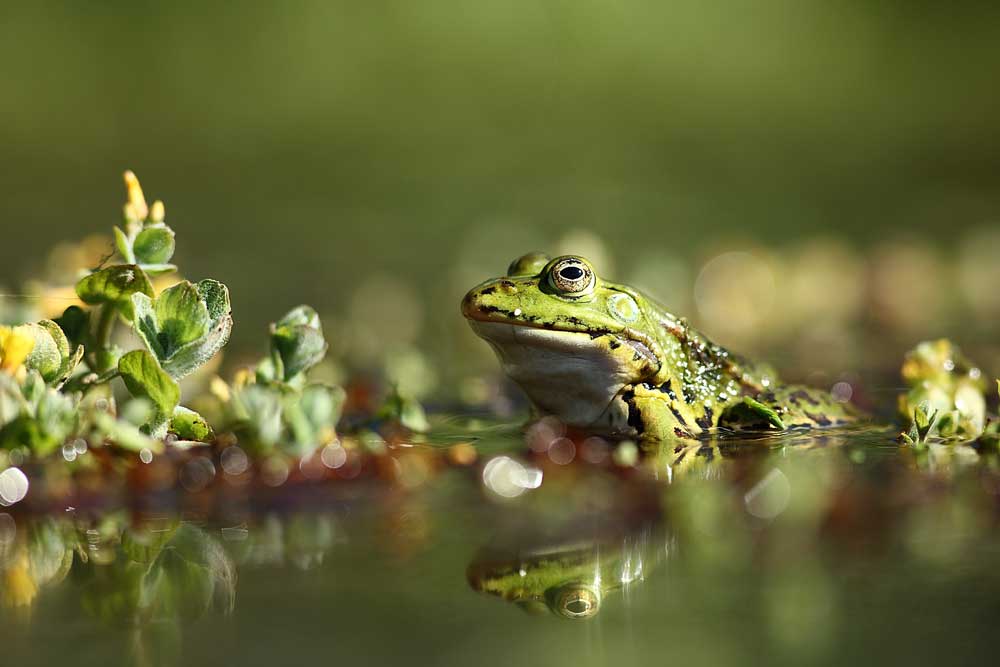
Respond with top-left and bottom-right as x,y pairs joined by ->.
462,305 -> 663,374
465,319 -> 660,429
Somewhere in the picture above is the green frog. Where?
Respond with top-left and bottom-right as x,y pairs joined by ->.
467,521 -> 662,619
462,253 -> 859,444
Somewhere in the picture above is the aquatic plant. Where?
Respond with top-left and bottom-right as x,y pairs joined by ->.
897,339 -> 987,443
206,305 -> 345,459
0,172 -> 331,460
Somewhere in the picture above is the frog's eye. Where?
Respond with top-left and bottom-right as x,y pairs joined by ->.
551,585 -> 601,620
548,257 -> 595,295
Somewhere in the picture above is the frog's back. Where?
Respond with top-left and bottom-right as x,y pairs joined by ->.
640,295 -> 860,432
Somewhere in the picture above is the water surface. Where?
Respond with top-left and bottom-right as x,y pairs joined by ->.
2,423 -> 998,667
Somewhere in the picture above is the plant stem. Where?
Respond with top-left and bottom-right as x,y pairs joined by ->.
94,304 -> 118,373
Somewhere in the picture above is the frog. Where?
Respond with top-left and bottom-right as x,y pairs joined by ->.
461,253 -> 859,445
467,521 -> 661,620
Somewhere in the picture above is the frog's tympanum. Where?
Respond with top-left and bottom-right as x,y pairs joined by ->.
463,254 -> 858,443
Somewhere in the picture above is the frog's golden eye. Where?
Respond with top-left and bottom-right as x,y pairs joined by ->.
552,585 -> 601,620
548,257 -> 595,295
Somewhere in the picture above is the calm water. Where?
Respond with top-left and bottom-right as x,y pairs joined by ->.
2,422 -> 999,667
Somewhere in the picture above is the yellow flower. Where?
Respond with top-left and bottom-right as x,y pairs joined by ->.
149,199 -> 165,223
0,325 -> 35,375
123,169 -> 149,222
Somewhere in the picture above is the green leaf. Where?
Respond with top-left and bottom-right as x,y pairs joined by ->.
54,305 -> 89,349
131,293 -> 165,359
119,349 -> 180,417
0,384 -> 78,456
36,320 -> 70,359
21,322 -> 62,383
160,282 -> 231,380
233,384 -> 283,452
20,370 -> 45,408
154,282 -> 210,356
301,384 -> 344,430
276,305 -> 321,330
133,225 -> 176,265
286,384 -> 346,454
0,374 -> 23,428
75,265 -> 153,305
161,317 -> 231,380
270,306 -> 327,381
130,281 -> 232,379
171,406 -> 214,442
113,226 -> 135,263
196,279 -> 230,324
26,320 -> 82,386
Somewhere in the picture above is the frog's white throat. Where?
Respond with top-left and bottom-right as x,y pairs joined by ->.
469,320 -> 646,431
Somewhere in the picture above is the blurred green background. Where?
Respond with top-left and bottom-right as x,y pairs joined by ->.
2,1 -> 999,392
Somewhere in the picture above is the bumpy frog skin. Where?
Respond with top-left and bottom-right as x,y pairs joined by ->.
462,253 -> 858,442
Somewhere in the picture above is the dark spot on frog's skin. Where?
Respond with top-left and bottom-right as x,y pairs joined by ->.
479,286 -> 497,296
660,382 -> 679,402
805,412 -> 832,427
695,406 -> 714,430
790,389 -> 819,406
669,404 -> 688,427
622,389 -> 644,432
608,339 -> 622,350
674,427 -> 694,439
479,305 -> 505,315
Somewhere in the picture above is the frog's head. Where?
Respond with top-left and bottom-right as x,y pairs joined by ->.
462,253 -> 664,430
466,528 -> 657,620
466,545 -> 607,620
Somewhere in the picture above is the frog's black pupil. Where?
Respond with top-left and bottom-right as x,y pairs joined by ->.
559,266 -> 584,281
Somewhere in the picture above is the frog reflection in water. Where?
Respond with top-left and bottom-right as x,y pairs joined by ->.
462,253 -> 858,445
468,522 -> 662,620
